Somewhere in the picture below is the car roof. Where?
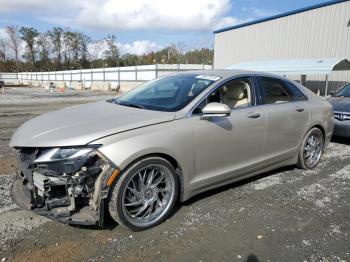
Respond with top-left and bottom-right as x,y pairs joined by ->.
178,69 -> 285,80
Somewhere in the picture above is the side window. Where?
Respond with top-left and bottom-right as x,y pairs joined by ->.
285,81 -> 307,101
193,77 -> 253,114
259,77 -> 292,104
221,78 -> 252,109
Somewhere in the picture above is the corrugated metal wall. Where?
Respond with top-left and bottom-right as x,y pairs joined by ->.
214,1 -> 350,90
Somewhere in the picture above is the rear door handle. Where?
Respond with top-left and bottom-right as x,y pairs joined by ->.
247,112 -> 261,119
296,107 -> 305,112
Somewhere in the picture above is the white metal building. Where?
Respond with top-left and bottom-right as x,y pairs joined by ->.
214,0 -> 350,92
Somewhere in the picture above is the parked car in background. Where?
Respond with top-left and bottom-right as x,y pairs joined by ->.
0,80 -> 4,93
328,83 -> 350,138
10,70 -> 334,231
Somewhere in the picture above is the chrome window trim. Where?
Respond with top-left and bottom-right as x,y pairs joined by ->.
185,73 -> 310,118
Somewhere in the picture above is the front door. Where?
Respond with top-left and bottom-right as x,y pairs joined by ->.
189,77 -> 266,188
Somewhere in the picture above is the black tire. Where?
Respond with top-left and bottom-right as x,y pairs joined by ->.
108,157 -> 179,231
297,127 -> 324,169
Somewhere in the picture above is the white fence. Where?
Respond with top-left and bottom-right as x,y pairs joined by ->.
0,64 -> 213,90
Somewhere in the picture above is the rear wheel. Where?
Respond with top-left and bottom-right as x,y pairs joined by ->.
297,127 -> 324,169
108,157 -> 178,231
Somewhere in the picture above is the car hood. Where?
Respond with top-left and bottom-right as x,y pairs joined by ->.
328,97 -> 350,112
10,101 -> 176,147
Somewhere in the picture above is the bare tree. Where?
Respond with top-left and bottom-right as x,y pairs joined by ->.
0,25 -> 214,72
48,27 -> 64,69
78,32 -> 91,68
37,32 -> 51,68
176,42 -> 187,64
6,25 -> 21,65
63,30 -> 79,67
59,29 -> 92,69
88,40 -> 104,62
103,35 -> 119,67
70,32 -> 81,62
62,29 -> 72,67
19,26 -> 39,67
0,38 -> 8,61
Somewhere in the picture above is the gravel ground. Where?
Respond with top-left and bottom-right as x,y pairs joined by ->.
0,87 -> 349,262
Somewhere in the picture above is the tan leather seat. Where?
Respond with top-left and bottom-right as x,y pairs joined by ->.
223,81 -> 249,109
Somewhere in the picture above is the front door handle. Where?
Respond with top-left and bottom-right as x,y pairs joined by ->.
296,107 -> 305,112
247,112 -> 261,119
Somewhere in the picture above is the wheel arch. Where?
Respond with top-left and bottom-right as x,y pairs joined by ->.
115,152 -> 185,202
297,124 -> 326,169
311,124 -> 326,141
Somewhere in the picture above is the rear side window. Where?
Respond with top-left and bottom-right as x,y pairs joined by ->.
259,77 -> 292,104
285,81 -> 307,101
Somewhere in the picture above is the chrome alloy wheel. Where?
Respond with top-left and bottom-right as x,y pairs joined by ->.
121,164 -> 176,227
303,129 -> 323,169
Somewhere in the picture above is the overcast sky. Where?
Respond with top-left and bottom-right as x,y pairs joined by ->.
0,0 -> 328,55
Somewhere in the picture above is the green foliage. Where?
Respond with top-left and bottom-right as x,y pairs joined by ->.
0,25 -> 213,72
19,27 -> 39,67
48,27 -> 64,69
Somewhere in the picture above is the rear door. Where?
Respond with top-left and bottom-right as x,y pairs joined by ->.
256,76 -> 310,161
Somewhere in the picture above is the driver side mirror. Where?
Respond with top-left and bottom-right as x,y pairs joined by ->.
330,91 -> 335,96
200,102 -> 231,119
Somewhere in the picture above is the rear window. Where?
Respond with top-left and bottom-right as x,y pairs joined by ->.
285,81 -> 307,101
259,77 -> 292,104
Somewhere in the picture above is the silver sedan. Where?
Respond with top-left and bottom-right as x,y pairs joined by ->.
10,70 -> 334,231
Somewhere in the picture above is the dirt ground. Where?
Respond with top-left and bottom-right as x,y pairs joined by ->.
0,87 -> 349,262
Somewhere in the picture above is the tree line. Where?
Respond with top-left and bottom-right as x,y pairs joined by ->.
0,25 -> 214,72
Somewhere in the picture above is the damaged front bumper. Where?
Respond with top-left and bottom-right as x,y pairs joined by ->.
11,147 -> 117,226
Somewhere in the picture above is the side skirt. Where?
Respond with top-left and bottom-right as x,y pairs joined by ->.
181,153 -> 297,202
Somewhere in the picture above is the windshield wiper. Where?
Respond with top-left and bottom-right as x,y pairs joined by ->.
116,101 -> 145,109
126,103 -> 145,109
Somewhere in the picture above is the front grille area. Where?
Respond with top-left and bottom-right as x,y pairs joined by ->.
334,111 -> 350,121
14,147 -> 112,225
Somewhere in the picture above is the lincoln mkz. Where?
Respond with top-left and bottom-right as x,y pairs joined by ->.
10,70 -> 334,231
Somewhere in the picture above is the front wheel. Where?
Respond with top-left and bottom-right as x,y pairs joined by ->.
297,127 -> 324,169
108,157 -> 178,231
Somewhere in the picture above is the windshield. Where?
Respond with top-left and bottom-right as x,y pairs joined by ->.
112,73 -> 219,112
335,83 -> 350,97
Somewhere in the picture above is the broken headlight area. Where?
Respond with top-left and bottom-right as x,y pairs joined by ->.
12,146 -> 115,226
